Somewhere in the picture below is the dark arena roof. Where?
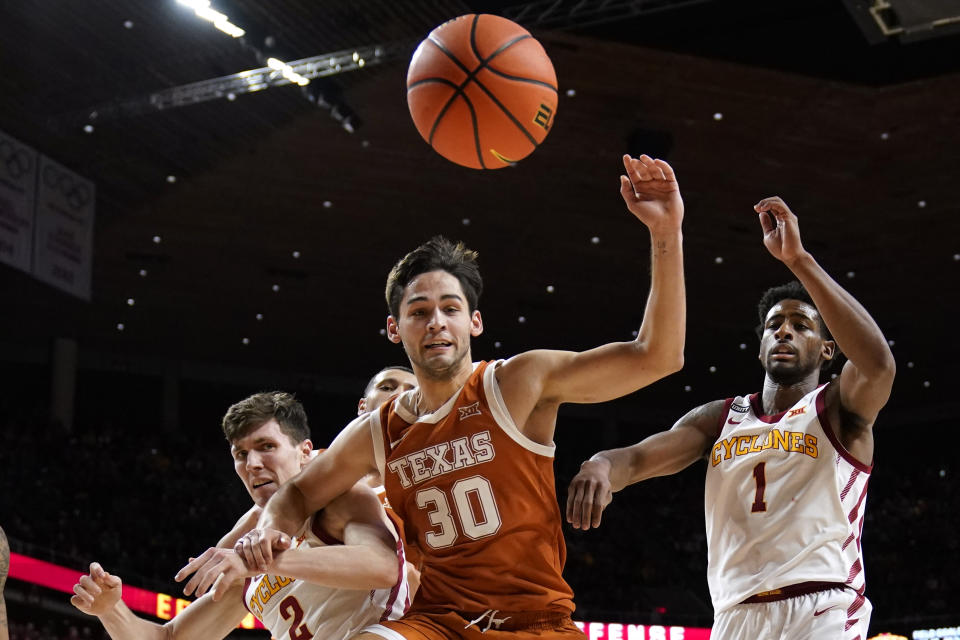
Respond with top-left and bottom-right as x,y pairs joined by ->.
1,1 -> 958,637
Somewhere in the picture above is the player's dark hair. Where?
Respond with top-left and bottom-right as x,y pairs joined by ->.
756,281 -> 839,372
364,365 -> 414,395
222,391 -> 310,445
385,236 -> 483,318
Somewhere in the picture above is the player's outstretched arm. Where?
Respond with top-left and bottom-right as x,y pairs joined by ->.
236,414 -> 380,571
566,401 -> 721,530
755,197 -> 895,430
270,483 -> 400,590
497,155 -> 684,432
72,562 -> 247,640
180,483 -> 400,600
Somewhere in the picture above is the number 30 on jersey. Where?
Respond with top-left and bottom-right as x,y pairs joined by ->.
415,475 -> 502,548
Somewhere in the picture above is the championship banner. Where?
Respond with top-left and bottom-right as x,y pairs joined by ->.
0,130 -> 39,274
32,154 -> 95,300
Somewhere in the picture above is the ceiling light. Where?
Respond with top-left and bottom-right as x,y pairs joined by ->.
713,112 -> 723,121
83,125 -> 94,133
271,284 -> 280,292
166,175 -> 177,183
117,323 -> 125,331
546,285 -> 554,293
152,235 -> 162,244
292,250 -> 301,258
566,89 -> 576,97
139,269 -> 148,277
590,236 -> 600,245
126,298 -> 135,306
242,337 -> 250,345
255,313 -> 263,321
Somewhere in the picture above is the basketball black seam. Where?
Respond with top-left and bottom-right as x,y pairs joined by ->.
425,85 -> 486,169
422,25 -> 544,161
482,65 -> 558,92
408,77 -> 459,91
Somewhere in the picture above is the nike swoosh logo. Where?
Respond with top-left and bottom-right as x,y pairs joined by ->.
727,418 -> 743,425
813,606 -> 837,617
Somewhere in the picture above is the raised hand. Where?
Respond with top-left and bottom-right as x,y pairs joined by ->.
755,196 -> 808,266
565,458 -> 614,531
620,154 -> 683,234
70,562 -> 122,616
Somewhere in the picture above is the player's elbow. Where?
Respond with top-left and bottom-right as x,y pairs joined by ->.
874,353 -> 897,387
648,342 -> 684,377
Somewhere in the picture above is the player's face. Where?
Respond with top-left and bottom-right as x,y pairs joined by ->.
230,418 -> 312,507
359,368 -> 418,415
387,270 -> 483,380
758,299 -> 834,384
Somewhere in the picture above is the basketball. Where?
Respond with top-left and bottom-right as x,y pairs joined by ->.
406,14 -> 558,170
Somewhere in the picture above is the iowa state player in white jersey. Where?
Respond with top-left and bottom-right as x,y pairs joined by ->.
227,154 -> 687,640
567,196 -> 895,640
70,391 -> 410,640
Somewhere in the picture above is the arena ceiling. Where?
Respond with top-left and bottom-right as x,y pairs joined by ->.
1,0 -> 958,421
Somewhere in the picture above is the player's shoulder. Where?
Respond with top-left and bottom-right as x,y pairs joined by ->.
675,398 -> 733,437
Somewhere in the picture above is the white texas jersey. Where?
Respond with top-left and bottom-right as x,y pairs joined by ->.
705,384 -> 872,614
242,512 -> 411,639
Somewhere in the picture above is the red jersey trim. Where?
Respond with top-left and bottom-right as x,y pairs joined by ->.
310,513 -> 343,546
815,385 -> 873,473
715,398 -> 734,440
748,392 -> 791,423
242,576 -> 254,615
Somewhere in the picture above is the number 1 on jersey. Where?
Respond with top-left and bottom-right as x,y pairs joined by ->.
751,462 -> 767,513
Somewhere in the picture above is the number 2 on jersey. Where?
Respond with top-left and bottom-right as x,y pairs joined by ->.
279,595 -> 312,640
751,462 -> 768,513
415,475 -> 502,549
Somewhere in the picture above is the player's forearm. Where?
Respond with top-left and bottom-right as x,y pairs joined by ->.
787,253 -> 895,377
259,481 -> 312,535
595,428 -> 704,490
96,601 -> 169,640
269,545 -> 397,589
635,228 -> 686,373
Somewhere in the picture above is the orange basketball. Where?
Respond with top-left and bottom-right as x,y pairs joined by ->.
406,14 -> 558,170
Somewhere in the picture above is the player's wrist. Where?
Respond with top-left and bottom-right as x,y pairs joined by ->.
783,250 -> 815,272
